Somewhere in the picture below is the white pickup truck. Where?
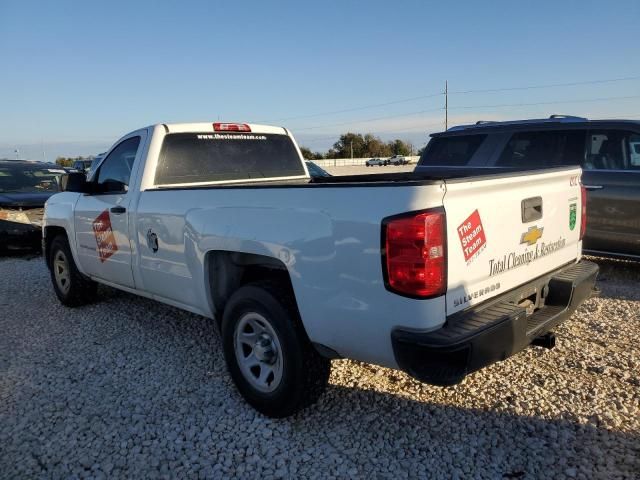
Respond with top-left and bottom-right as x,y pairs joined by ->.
44,122 -> 598,417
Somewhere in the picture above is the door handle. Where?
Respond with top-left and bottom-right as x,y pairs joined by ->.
584,185 -> 603,190
521,196 -> 543,223
110,206 -> 126,214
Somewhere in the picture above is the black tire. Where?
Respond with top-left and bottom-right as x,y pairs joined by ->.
221,282 -> 331,417
48,234 -> 97,307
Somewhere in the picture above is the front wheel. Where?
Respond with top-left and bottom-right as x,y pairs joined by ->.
221,282 -> 331,417
49,235 -> 97,307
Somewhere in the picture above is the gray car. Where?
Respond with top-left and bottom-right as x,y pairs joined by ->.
415,115 -> 640,260
365,157 -> 387,167
387,155 -> 409,165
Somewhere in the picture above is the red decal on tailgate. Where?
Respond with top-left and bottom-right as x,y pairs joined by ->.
92,209 -> 118,263
457,209 -> 487,263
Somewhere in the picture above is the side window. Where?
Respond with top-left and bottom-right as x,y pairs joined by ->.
586,130 -> 640,171
95,137 -> 141,191
630,134 -> 640,168
497,130 -> 585,168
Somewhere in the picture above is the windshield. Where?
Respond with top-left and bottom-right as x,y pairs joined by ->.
0,164 -> 66,193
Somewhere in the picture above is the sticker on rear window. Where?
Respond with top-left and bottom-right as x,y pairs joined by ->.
197,134 -> 267,141
457,209 -> 487,264
92,210 -> 118,262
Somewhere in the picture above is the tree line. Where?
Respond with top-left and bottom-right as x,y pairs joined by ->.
54,155 -> 96,167
299,132 -> 423,160
51,132 -> 424,164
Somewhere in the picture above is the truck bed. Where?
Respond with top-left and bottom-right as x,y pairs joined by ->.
150,166 -> 573,190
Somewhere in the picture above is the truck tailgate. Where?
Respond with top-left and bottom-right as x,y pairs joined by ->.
443,168 -> 582,315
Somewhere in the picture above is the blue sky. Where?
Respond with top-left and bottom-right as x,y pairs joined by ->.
1,0 -> 639,160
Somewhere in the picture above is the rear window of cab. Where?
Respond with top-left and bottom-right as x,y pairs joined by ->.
154,132 -> 305,186
419,134 -> 487,166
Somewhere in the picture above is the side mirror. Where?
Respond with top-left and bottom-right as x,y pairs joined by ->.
102,180 -> 127,193
60,172 -> 88,193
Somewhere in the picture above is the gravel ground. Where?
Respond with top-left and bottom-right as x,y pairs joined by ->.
0,254 -> 638,479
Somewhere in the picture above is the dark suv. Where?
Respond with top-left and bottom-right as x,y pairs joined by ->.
415,115 -> 640,260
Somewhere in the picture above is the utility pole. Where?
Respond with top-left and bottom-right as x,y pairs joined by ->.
445,80 -> 448,131
350,141 -> 353,162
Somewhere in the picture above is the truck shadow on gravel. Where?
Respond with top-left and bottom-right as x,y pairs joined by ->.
2,282 -> 638,478
307,384 -> 639,478
586,256 -> 640,302
0,249 -> 41,261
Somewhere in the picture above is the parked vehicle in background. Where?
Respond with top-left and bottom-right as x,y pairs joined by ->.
415,115 -> 640,260
305,161 -> 331,178
44,121 -> 597,417
72,159 -> 94,174
88,153 -> 106,178
387,155 -> 409,165
0,160 -> 67,251
365,157 -> 387,166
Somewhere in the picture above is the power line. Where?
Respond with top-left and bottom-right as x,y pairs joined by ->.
448,75 -> 640,95
296,110 -> 640,147
297,134 -> 340,145
268,74 -> 640,125
294,94 -> 640,132
449,94 -> 640,110
293,106 -> 444,131
267,92 -> 444,122
296,120 -> 447,146
367,121 -> 446,135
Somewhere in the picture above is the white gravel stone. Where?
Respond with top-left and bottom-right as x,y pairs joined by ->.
0,254 -> 638,479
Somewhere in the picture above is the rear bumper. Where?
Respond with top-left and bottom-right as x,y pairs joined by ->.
391,260 -> 599,386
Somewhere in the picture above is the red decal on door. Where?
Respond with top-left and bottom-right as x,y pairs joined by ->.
457,209 -> 487,263
92,209 -> 118,263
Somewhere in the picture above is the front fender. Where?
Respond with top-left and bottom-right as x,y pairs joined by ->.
44,192 -> 84,273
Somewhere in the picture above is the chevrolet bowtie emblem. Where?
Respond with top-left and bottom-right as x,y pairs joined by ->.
520,226 -> 544,246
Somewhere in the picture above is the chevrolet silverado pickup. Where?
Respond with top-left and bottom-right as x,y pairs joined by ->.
43,122 -> 598,417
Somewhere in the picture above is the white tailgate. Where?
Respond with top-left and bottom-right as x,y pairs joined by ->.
443,168 -> 582,314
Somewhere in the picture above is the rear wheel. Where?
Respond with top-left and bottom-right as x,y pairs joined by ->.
49,235 -> 97,307
222,282 -> 331,417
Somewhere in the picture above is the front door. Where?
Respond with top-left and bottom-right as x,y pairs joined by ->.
74,135 -> 143,288
582,129 -> 640,257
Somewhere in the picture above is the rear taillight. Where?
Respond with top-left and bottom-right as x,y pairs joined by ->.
383,208 -> 447,298
213,122 -> 251,132
580,184 -> 587,240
